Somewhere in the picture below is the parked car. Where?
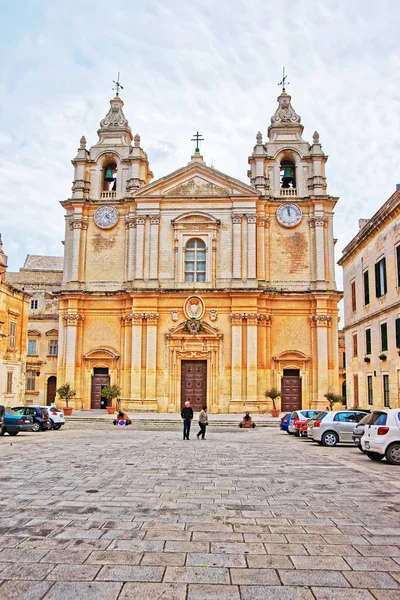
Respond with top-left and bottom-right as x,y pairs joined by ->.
309,410 -> 369,446
11,406 -> 51,432
289,410 -> 322,436
307,412 -> 328,438
40,405 -> 65,430
1,407 -> 34,435
0,404 -> 4,433
362,409 -> 400,465
299,414 -> 327,437
353,413 -> 374,451
280,413 -> 291,433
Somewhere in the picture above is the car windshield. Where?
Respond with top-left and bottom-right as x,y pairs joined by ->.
359,413 -> 374,425
309,411 -> 328,422
5,408 -> 21,416
11,407 -> 24,414
371,412 -> 387,425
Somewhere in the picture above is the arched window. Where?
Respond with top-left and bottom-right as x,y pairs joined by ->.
103,162 -> 117,191
341,380 -> 346,404
185,238 -> 206,282
280,160 -> 296,189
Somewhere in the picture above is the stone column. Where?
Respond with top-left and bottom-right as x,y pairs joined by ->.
69,220 -> 87,282
310,314 -> 331,403
256,216 -> 265,280
130,313 -> 144,399
62,313 -> 84,387
149,216 -> 160,280
230,313 -> 243,404
257,314 -> 270,401
125,216 -> 136,282
247,214 -> 257,280
145,313 -> 159,400
232,215 -> 242,279
135,216 -> 145,280
246,313 -> 258,402
311,217 -> 327,281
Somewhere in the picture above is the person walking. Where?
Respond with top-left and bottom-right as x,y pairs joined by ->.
197,405 -> 208,439
181,400 -> 193,440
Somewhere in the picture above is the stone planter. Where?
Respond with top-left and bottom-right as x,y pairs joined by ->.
64,407 -> 73,416
270,409 -> 280,418
106,406 -> 115,415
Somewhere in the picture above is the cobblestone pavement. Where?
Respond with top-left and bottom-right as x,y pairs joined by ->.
1,424 -> 400,599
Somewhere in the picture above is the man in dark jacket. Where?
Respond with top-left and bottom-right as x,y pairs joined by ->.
181,401 -> 193,440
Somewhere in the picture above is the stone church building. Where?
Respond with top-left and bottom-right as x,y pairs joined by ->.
56,88 -> 341,413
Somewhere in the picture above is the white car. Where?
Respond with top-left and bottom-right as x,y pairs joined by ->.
39,405 -> 65,430
361,409 -> 400,465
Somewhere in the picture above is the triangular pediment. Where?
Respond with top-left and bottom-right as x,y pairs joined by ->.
134,161 -> 259,198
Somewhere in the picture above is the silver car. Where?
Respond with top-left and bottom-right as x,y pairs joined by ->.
309,410 -> 369,447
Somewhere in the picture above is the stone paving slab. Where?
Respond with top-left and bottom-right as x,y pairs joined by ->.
0,424 -> 400,598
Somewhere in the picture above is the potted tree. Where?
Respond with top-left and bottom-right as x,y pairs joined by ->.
324,392 -> 344,411
379,353 -> 387,361
101,385 -> 121,414
264,387 -> 281,418
56,382 -> 76,416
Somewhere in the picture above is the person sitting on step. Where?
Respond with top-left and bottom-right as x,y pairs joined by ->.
113,409 -> 132,426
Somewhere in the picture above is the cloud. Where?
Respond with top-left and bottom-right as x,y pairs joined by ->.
1,0 -> 399,303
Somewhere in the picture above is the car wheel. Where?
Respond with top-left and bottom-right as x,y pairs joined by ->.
8,431 -> 19,436
385,443 -> 400,466
365,451 -> 385,461
294,430 -> 300,437
321,431 -> 339,447
358,443 -> 365,453
0,427 -> 5,436
53,424 -> 61,430
31,422 -> 40,432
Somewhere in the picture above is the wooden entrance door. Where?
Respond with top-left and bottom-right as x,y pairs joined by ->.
46,376 -> 57,405
281,376 -> 302,412
91,374 -> 110,409
181,361 -> 207,411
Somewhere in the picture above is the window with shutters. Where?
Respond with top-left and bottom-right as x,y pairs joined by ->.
9,322 -> 16,350
380,322 -> 388,352
351,281 -> 356,312
397,245 -> 400,288
367,375 -> 373,405
26,371 -> 36,392
353,374 -> 359,407
27,339 -> 37,356
352,333 -> 358,357
365,328 -> 371,355
49,339 -> 58,356
30,299 -> 38,310
6,371 -> 13,394
363,270 -> 370,305
343,351 -> 346,368
383,374 -> 390,407
396,318 -> 400,349
375,257 -> 387,297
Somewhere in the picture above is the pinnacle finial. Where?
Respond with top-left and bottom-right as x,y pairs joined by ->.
278,67 -> 289,92
313,131 -> 320,144
256,131 -> 263,144
80,135 -> 87,149
134,134 -> 141,147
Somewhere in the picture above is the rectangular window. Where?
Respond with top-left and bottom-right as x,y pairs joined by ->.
396,318 -> 400,348
367,375 -> 373,405
365,328 -> 371,355
6,371 -> 13,394
9,322 -> 16,350
343,351 -> 346,369
363,270 -> 370,305
351,281 -> 356,312
381,322 -> 388,352
375,257 -> 387,297
353,374 -> 359,407
352,333 -> 358,357
49,339 -> 58,356
383,374 -> 390,407
30,299 -> 38,310
26,371 -> 36,392
397,245 -> 400,288
27,339 -> 37,356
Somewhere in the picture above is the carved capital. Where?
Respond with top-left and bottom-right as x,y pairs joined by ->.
63,313 -> 84,326
70,219 -> 88,230
124,215 -> 136,229
136,216 -> 146,226
131,312 -> 145,324
146,312 -> 159,324
309,314 -> 332,327
150,215 -> 160,225
257,313 -> 271,326
232,215 -> 242,225
72,179 -> 90,192
230,312 -> 245,325
246,214 -> 257,224
309,216 -> 328,228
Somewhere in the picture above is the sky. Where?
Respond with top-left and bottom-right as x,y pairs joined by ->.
1,0 -> 400,300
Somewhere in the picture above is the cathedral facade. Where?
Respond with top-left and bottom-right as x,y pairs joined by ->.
57,90 -> 341,413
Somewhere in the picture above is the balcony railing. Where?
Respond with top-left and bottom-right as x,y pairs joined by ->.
101,191 -> 117,200
280,188 -> 297,197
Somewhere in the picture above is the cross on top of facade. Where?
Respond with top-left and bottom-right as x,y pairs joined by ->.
112,72 -> 124,96
278,66 -> 290,92
191,131 -> 204,153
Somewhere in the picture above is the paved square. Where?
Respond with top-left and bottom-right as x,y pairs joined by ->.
0,423 -> 399,599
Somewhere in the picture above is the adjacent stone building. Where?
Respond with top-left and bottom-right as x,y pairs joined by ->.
0,236 -> 30,407
56,89 -> 341,413
338,187 -> 400,409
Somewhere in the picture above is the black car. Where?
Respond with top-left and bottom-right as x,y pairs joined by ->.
12,406 -> 51,432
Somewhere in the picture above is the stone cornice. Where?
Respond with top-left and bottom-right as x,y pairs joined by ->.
342,299 -> 400,331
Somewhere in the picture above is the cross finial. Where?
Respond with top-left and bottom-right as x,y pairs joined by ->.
191,131 -> 204,153
112,72 -> 124,96
278,67 -> 289,92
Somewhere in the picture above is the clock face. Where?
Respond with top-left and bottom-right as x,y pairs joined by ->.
276,203 -> 302,228
94,205 -> 119,229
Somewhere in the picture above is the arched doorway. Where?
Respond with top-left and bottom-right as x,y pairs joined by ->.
47,376 -> 57,405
